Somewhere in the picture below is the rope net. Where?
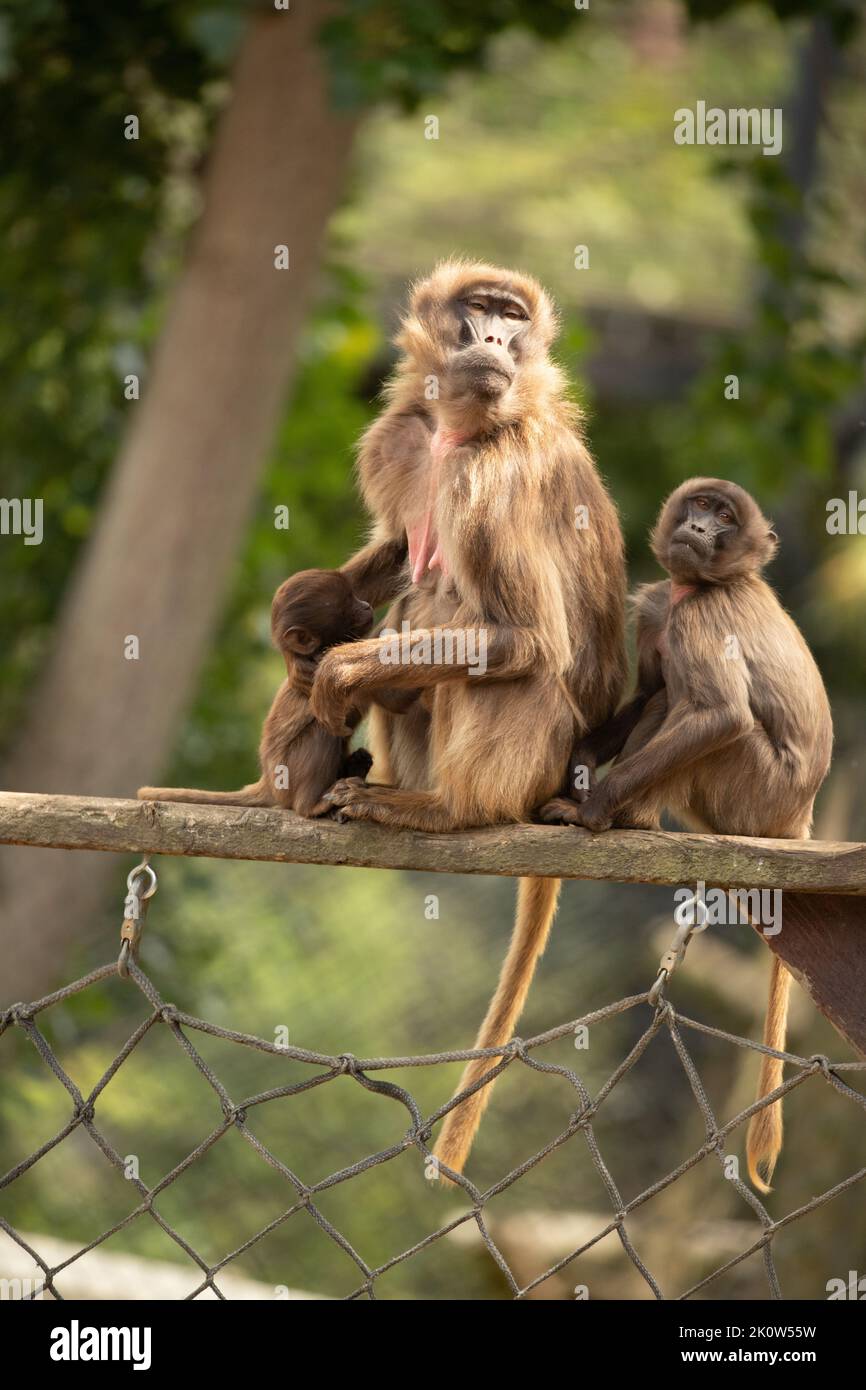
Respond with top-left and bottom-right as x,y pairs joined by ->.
2,931 -> 865,1301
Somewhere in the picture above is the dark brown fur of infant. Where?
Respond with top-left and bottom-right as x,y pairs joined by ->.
139,568 -> 386,817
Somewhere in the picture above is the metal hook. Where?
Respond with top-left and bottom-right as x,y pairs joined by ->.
126,858 -> 158,901
674,890 -> 710,933
119,857 -> 158,978
649,892 -> 710,1005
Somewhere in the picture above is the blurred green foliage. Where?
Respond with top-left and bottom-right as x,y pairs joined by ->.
0,0 -> 225,736
319,0 -> 581,110
1,0 -> 865,1299
684,0 -> 860,44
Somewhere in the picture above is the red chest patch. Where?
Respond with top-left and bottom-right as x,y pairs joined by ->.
407,427 -> 468,584
670,582 -> 697,606
657,583 -> 697,659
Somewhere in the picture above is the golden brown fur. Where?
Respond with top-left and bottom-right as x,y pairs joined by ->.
309,261 -> 627,1177
542,479 -> 833,1191
433,877 -> 561,1179
138,568 -> 387,816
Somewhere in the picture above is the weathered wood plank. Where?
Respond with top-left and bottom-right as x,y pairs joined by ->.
1,791 -> 865,894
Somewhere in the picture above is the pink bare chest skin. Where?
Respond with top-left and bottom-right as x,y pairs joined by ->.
407,427 -> 467,584
657,582 -> 697,659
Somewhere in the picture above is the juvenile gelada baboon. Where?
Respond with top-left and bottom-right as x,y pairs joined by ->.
138,564 -> 402,817
542,478 -> 833,1191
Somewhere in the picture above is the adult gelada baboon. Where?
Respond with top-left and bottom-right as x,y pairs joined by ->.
309,261 -> 627,1177
542,479 -> 833,1191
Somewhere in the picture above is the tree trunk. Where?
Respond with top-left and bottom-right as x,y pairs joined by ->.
0,3 -> 359,999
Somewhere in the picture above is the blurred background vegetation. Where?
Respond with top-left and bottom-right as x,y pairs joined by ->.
0,0 -> 864,1299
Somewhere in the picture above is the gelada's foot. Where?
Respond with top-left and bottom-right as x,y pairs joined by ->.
537,797 -> 583,825
323,777 -> 379,822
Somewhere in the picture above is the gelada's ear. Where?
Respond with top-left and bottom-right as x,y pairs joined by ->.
283,625 -> 320,656
767,528 -> 778,542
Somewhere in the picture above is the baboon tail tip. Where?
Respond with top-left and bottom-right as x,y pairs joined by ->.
746,1105 -> 781,1194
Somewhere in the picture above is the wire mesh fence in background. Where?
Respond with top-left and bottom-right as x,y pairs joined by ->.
3,929 -> 865,1300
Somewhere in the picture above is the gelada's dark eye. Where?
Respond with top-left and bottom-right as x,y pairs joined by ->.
719,510 -> 733,523
694,497 -> 710,509
468,300 -> 486,312
504,309 -> 523,320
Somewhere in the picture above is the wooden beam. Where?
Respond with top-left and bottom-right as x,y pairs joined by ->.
1,791 -> 865,894
2,791 -> 865,1057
